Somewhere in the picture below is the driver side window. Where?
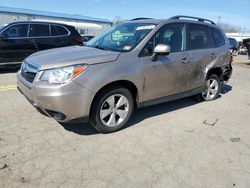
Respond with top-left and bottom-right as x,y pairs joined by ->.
140,23 -> 186,57
3,24 -> 28,38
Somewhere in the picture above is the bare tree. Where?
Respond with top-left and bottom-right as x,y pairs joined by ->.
217,22 -> 240,33
216,17 -> 240,33
112,16 -> 127,25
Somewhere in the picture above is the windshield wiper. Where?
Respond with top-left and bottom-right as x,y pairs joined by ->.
95,45 -> 108,50
88,45 -> 109,51
85,44 -> 115,51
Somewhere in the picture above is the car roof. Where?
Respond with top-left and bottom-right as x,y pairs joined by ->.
127,19 -> 165,25
127,16 -> 217,28
6,21 -> 72,27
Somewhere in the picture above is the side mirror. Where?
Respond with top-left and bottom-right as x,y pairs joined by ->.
151,44 -> 171,61
0,33 -> 8,40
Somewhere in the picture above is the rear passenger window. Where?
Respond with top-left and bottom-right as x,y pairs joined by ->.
189,24 -> 210,50
51,25 -> 68,36
212,28 -> 225,48
29,24 -> 50,37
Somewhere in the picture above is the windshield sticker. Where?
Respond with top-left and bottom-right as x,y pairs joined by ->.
123,46 -> 132,50
136,25 -> 156,31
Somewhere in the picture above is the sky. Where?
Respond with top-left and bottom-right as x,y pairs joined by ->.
0,0 -> 250,31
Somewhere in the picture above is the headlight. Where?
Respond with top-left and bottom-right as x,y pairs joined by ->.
40,64 -> 88,84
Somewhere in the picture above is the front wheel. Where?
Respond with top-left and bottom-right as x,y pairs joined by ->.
90,86 -> 134,133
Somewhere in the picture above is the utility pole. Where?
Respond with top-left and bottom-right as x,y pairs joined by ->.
241,27 -> 246,41
218,16 -> 221,25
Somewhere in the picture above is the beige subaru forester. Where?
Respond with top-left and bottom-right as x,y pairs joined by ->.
17,16 -> 232,133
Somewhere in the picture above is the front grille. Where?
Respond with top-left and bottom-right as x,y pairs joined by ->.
20,61 -> 40,83
21,70 -> 37,83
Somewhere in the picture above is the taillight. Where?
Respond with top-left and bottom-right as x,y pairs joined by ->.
75,36 -> 83,46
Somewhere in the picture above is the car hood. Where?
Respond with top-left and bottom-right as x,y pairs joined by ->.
26,46 -> 121,70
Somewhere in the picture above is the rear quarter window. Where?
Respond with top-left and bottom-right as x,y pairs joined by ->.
212,28 -> 225,48
51,25 -> 69,36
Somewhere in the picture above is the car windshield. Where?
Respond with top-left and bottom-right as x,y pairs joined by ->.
86,22 -> 156,52
228,38 -> 237,47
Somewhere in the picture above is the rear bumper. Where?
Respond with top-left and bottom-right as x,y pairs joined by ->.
17,72 -> 95,123
222,64 -> 232,82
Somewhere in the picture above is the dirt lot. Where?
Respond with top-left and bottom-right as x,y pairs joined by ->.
0,57 -> 250,188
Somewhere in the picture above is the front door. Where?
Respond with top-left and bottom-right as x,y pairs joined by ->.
139,23 -> 195,101
0,24 -> 33,63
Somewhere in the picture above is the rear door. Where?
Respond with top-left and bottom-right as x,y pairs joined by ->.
0,24 -> 33,63
188,23 -> 215,88
29,23 -> 52,51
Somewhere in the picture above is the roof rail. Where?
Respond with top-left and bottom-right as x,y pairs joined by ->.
131,18 -> 153,21
169,15 -> 216,25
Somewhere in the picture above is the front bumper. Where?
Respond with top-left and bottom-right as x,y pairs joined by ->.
17,72 -> 95,123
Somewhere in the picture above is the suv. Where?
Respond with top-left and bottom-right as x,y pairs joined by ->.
81,35 -> 95,45
17,16 -> 232,133
228,37 -> 238,55
0,21 -> 83,64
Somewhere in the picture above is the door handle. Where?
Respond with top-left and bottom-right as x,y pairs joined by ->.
181,58 -> 190,64
32,39 -> 39,50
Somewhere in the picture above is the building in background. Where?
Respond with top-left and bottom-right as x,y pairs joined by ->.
226,33 -> 250,42
0,6 -> 112,36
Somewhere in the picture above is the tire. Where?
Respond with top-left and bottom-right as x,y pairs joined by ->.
195,74 -> 221,102
90,86 -> 134,133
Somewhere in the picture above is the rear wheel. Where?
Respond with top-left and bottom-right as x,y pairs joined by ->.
90,86 -> 134,133
196,74 -> 221,101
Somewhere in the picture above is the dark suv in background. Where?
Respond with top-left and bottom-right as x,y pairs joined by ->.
81,35 -> 95,45
0,21 -> 83,64
228,37 -> 238,55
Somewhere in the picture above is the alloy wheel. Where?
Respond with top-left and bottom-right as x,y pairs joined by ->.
99,94 -> 130,127
202,78 -> 219,100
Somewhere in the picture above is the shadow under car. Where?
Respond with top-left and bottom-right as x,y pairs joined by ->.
60,84 -> 232,135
